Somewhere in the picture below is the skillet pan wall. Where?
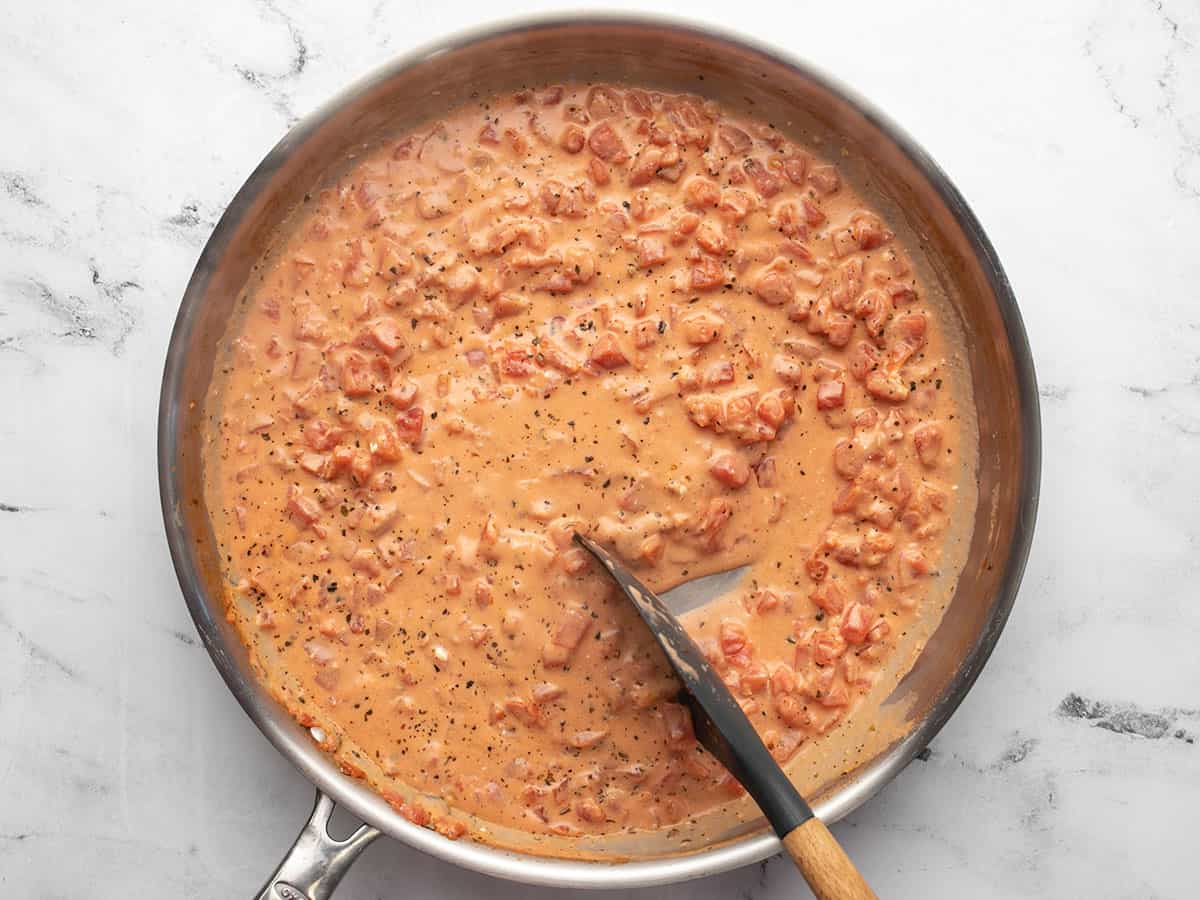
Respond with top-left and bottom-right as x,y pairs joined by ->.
159,13 -> 1039,890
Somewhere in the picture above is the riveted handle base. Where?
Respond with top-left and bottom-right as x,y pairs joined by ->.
253,790 -> 380,900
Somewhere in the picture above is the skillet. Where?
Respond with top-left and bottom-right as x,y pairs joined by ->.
158,14 -> 1041,896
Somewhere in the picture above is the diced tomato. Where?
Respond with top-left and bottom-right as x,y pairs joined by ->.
717,123 -> 752,152
768,729 -> 804,763
770,663 -> 796,695
632,319 -> 660,349
743,158 -> 782,198
434,818 -> 467,840
812,630 -> 847,665
349,451 -> 374,486
810,582 -> 845,615
624,88 -> 652,116
587,85 -> 623,119
503,696 -> 542,727
587,122 -> 626,161
553,608 -> 590,650
364,318 -> 404,355
684,394 -> 721,428
816,380 -> 845,411
494,293 -> 530,318
396,801 -> 431,827
683,177 -> 721,209
832,438 -> 865,479
395,407 -> 424,444
783,155 -> 809,185
741,662 -> 769,694
588,157 -> 610,186
775,693 -> 809,729
303,419 -> 343,451
628,146 -> 665,186
878,466 -> 913,508
900,546 -> 931,581
671,212 -> 701,244
809,165 -> 841,194
638,533 -> 665,565
498,348 -> 535,377
589,332 -> 629,369
771,356 -> 803,387
703,359 -> 735,387
886,281 -> 917,305
368,420 -> 402,462
912,422 -> 944,467
661,702 -> 695,747
848,341 -> 880,382
756,388 -> 794,429
805,555 -> 829,582
832,485 -> 863,515
865,370 -> 909,403
559,124 -> 586,153
340,353 -> 375,397
679,311 -> 723,345
793,200 -> 823,231
538,340 -> 582,374
768,201 -> 807,239
574,798 -> 605,823
386,377 -> 418,409
754,456 -> 778,488
754,267 -> 794,306
691,256 -> 725,290
696,497 -> 733,550
328,444 -> 353,472
824,313 -> 855,348
474,579 -> 494,608
503,127 -> 528,155
718,189 -> 754,222
853,289 -> 891,339
709,452 -> 750,488
851,212 -> 892,250
840,602 -> 872,644
719,620 -> 748,657
635,237 -> 669,269
542,272 -> 574,294
286,486 -> 320,526
817,678 -> 850,708
569,729 -> 609,750
694,221 -> 727,256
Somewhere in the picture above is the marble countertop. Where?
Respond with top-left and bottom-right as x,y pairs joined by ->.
2,0 -> 1197,896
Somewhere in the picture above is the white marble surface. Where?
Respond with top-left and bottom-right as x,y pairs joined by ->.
2,0 -> 1198,896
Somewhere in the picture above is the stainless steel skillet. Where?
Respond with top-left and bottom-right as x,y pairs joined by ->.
158,13 -> 1040,897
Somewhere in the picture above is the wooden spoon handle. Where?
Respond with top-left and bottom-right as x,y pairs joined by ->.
782,818 -> 877,900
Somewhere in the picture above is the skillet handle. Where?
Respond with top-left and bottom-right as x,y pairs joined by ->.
253,790 -> 381,900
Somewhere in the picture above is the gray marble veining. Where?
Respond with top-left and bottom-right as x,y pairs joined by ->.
2,0 -> 1197,897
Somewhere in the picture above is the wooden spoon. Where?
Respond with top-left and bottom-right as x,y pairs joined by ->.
575,534 -> 876,900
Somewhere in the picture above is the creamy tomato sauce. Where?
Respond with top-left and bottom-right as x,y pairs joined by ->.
204,83 -> 974,849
